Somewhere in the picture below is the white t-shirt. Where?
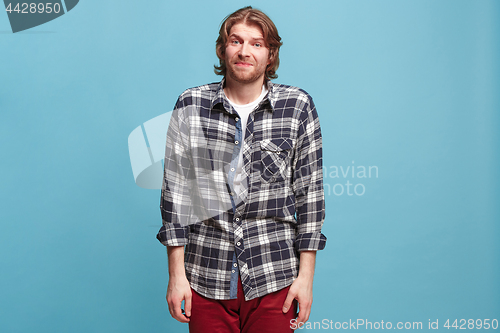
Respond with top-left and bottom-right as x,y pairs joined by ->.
226,85 -> 268,196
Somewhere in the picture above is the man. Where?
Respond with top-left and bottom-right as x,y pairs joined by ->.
157,6 -> 326,332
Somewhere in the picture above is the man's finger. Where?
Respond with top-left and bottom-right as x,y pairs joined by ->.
184,292 -> 192,317
173,299 -> 189,323
282,290 -> 296,313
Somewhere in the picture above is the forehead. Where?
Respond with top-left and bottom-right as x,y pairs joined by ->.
228,22 -> 264,39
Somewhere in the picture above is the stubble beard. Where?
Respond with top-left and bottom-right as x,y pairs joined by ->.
227,63 -> 266,85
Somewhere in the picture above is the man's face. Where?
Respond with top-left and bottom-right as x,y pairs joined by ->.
224,23 -> 270,85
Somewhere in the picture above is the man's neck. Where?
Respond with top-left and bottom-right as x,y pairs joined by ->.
223,77 -> 266,105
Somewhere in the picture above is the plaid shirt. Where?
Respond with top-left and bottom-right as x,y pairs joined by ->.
157,79 -> 326,301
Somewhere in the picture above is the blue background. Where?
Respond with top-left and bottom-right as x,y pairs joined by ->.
1,0 -> 499,332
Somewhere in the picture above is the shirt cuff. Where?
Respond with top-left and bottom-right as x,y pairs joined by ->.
294,232 -> 327,252
156,221 -> 189,246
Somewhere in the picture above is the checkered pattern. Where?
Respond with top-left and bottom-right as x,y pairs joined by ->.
157,80 -> 327,301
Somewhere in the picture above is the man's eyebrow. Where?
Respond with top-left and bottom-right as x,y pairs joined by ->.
228,33 -> 265,41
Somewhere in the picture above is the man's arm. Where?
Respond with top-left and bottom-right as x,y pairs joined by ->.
282,250 -> 316,326
156,98 -> 193,323
166,245 -> 191,323
284,94 -> 326,326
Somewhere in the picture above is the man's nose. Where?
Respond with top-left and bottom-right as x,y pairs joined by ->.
239,42 -> 250,57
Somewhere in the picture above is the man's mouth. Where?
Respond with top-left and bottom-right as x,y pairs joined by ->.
235,62 -> 252,67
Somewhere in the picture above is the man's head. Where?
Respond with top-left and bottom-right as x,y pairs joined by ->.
214,6 -> 282,82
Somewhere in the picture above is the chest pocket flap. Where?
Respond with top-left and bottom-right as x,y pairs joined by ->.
259,138 -> 294,152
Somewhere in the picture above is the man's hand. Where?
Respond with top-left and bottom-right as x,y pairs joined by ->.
166,274 -> 192,323
166,246 -> 191,323
282,250 -> 316,328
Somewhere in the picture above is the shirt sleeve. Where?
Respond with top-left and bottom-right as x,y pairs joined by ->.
156,97 -> 193,247
292,94 -> 327,252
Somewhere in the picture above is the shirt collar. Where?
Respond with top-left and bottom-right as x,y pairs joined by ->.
211,78 -> 277,113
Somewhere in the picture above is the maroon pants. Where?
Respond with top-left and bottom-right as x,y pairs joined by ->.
189,277 -> 297,333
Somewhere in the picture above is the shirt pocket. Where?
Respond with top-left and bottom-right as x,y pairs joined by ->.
260,138 -> 294,183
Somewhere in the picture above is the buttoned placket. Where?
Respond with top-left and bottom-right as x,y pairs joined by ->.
228,113 -> 242,299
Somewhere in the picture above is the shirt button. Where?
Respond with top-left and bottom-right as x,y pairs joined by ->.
230,167 -> 235,172
235,218 -> 239,221
236,242 -> 241,246
232,270 -> 235,273
235,141 -> 239,145
233,263 -> 237,267
235,117 -> 239,122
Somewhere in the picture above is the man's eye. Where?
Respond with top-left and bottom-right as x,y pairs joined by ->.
231,40 -> 240,45
254,43 -> 261,47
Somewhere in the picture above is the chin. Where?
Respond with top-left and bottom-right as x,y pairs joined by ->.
229,71 -> 264,84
